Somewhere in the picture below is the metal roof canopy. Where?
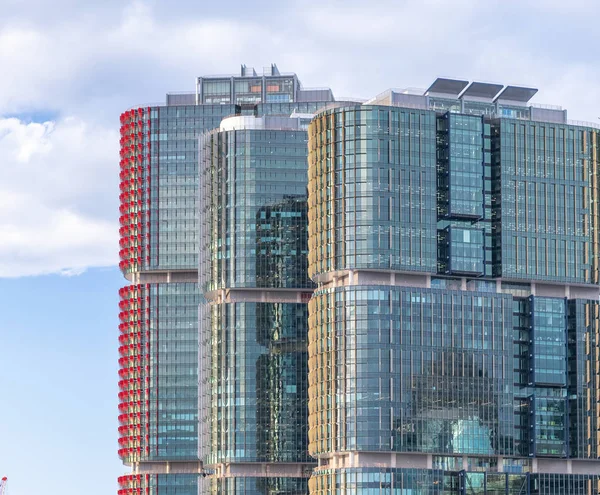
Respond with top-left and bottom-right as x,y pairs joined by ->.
461,81 -> 504,100
425,78 -> 469,96
494,85 -> 538,103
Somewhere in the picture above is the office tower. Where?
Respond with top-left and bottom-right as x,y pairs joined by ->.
198,115 -> 316,492
307,80 -> 600,494
117,65 -> 350,495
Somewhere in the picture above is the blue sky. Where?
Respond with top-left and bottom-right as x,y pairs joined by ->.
0,0 -> 599,494
0,268 -> 123,495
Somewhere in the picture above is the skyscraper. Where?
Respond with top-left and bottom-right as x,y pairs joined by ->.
119,69 -> 600,494
306,80 -> 600,494
198,115 -> 316,492
117,65 -> 352,495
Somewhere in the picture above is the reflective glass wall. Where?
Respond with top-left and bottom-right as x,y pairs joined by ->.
118,283 -> 199,463
199,122 -> 315,490
307,105 -> 600,494
308,106 -> 438,280
308,286 -> 515,457
119,77 -> 348,493
200,476 -> 308,494
492,121 -> 600,284
199,126 -> 314,292
200,302 -> 310,465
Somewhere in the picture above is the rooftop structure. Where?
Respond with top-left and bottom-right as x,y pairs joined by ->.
364,77 -> 600,127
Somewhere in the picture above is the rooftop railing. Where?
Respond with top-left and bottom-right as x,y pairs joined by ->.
530,102 -> 563,111
392,87 -> 427,96
336,97 -> 368,103
198,72 -> 298,79
567,119 -> 600,129
299,86 -> 333,92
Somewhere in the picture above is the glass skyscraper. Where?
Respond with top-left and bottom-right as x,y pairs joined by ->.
307,80 -> 600,494
198,115 -> 316,492
117,65 -> 354,495
119,70 -> 600,494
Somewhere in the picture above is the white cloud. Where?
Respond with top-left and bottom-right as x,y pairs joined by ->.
0,1 -> 279,278
1,0 -> 596,122
288,0 -> 600,124
0,0 -> 599,278
0,117 -> 118,277
0,1 -> 275,117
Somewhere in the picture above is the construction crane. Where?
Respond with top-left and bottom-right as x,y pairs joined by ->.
0,477 -> 7,495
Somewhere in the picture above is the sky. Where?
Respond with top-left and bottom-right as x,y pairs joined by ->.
0,0 -> 599,493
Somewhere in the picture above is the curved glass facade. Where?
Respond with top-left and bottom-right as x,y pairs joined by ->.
307,101 -> 600,494
118,473 -> 198,495
118,104 -> 232,480
308,286 -> 515,457
199,126 -> 314,292
308,106 -> 438,280
309,468 -> 600,495
309,468 -> 459,494
119,68 -> 346,493
199,117 -> 318,490
122,103 -> 335,273
117,283 -> 199,464
307,107 -> 600,284
200,476 -> 308,494
200,301 -> 309,465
